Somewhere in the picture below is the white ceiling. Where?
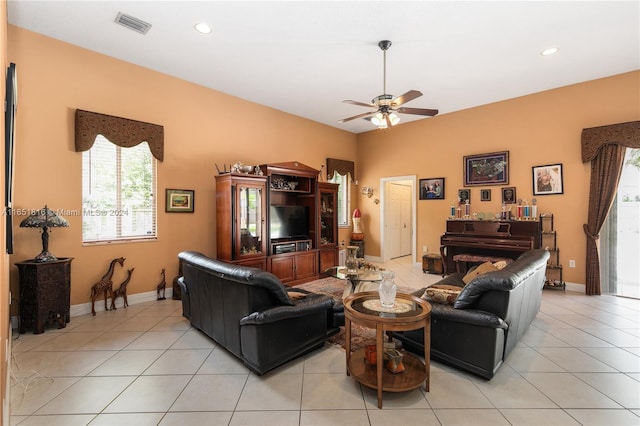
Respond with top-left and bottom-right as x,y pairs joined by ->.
7,1 -> 640,134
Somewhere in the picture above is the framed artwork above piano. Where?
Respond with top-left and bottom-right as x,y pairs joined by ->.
463,151 -> 509,186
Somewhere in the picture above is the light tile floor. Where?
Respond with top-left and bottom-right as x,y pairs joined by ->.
9,256 -> 640,425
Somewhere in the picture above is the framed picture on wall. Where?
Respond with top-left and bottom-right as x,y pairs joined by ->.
480,189 -> 491,201
458,189 -> 470,204
533,163 -> 564,195
419,177 -> 445,200
463,151 -> 509,186
502,187 -> 516,204
166,189 -> 195,213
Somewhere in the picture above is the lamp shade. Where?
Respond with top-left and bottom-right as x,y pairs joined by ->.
20,205 -> 69,262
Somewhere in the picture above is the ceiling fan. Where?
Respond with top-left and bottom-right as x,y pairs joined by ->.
339,40 -> 438,129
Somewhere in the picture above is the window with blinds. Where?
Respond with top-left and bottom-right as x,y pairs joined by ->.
82,135 -> 157,243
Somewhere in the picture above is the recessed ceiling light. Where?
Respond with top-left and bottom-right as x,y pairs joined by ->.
541,47 -> 559,56
194,22 -> 212,34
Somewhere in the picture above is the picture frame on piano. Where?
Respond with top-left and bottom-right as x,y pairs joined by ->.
419,177 -> 445,200
532,163 -> 564,195
463,151 -> 509,186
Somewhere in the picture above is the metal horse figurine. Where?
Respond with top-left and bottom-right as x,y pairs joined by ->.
111,268 -> 134,310
90,257 -> 125,316
156,268 -> 167,300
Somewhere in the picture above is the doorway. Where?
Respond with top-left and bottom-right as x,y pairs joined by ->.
601,148 -> 640,298
380,176 -> 416,264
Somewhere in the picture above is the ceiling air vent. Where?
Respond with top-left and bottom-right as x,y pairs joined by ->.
115,12 -> 152,35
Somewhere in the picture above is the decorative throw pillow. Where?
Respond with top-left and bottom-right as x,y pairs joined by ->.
493,260 -> 508,270
421,284 -> 462,305
462,261 -> 498,284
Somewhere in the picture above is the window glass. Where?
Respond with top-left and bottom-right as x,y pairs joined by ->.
329,171 -> 350,227
82,135 -> 157,243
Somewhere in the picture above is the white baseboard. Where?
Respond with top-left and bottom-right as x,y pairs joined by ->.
564,281 -> 585,294
70,288 -> 174,317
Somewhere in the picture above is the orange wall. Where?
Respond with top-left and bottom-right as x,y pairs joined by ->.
6,26 -> 357,306
357,70 -> 640,287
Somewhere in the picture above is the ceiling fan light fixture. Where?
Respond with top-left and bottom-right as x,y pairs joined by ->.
371,112 -> 400,129
371,112 -> 385,127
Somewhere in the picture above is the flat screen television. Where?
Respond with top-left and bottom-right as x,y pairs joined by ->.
270,205 -> 309,241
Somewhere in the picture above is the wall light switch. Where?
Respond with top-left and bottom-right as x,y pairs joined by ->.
569,260 -> 576,268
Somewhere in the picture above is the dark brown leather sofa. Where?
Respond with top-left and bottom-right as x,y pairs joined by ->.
177,251 -> 339,375
393,249 -> 550,379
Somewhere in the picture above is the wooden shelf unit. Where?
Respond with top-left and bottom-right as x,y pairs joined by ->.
541,213 -> 565,290
215,161 -> 339,285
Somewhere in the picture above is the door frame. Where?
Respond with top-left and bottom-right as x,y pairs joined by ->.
379,175 -> 417,264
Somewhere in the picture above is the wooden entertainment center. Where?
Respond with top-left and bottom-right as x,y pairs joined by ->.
215,161 -> 339,285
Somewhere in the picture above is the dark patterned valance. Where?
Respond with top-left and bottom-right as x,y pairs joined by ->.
326,158 -> 355,181
581,121 -> 640,163
75,109 -> 164,161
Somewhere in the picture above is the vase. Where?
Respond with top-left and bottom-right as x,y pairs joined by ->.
379,270 -> 397,308
345,245 -> 359,273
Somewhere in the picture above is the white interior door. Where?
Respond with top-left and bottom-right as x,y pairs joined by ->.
385,181 -> 412,259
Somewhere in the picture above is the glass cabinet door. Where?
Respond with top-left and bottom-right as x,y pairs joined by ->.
237,184 -> 265,257
320,187 -> 337,247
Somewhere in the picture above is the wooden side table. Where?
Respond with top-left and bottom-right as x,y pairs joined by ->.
422,253 -> 443,275
16,257 -> 73,334
343,291 -> 431,408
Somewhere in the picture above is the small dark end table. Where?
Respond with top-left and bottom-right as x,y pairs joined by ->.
16,257 -> 73,334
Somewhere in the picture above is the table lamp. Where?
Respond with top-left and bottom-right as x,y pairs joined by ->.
19,205 -> 69,262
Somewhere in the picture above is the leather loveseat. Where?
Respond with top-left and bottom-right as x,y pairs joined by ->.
177,251 -> 340,375
393,249 -> 549,379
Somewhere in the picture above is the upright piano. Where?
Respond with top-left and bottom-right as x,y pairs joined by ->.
440,219 -> 541,275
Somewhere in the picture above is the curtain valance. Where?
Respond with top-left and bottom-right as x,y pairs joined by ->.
326,158 -> 355,180
581,120 -> 640,162
75,109 -> 164,161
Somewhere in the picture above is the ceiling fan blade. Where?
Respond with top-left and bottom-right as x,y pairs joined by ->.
395,106 -> 439,116
391,90 -> 423,106
339,110 -> 378,123
342,99 -> 377,108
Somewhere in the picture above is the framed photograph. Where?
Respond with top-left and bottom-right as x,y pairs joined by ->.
533,163 -> 564,195
502,187 -> 516,204
463,151 -> 509,186
480,189 -> 491,201
458,189 -> 470,204
166,188 -> 194,213
419,177 -> 445,200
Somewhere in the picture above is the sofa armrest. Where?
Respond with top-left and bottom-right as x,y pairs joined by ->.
240,294 -> 334,326
431,304 -> 508,329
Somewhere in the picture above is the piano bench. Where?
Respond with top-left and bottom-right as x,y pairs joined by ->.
452,254 -> 513,273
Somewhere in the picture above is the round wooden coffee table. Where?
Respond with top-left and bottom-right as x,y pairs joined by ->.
343,291 -> 431,409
